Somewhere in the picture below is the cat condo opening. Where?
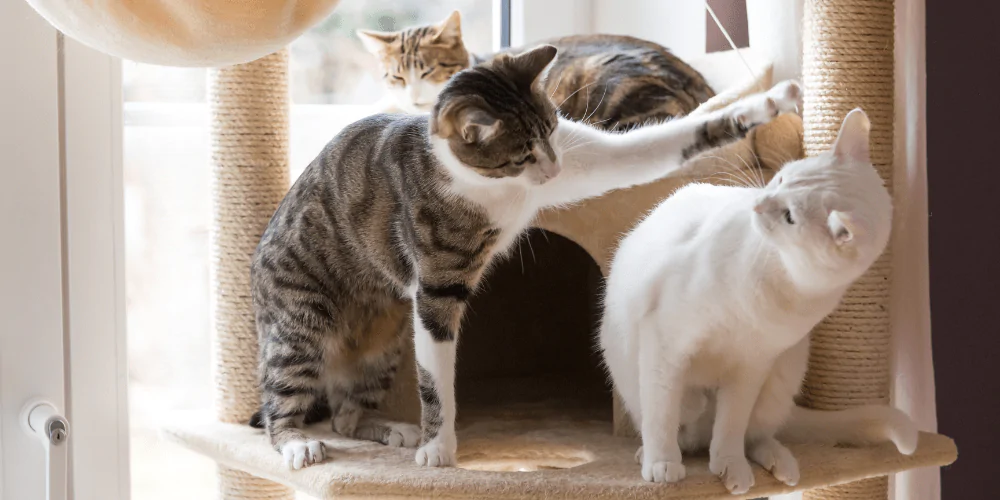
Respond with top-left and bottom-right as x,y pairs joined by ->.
162,1 -> 958,499
454,229 -> 609,472
458,230 -> 609,416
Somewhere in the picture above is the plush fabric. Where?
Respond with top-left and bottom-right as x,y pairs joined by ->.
25,0 -> 341,66
162,411 -> 956,500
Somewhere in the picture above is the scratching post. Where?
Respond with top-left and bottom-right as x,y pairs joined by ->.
210,50 -> 294,500
801,1 -> 895,499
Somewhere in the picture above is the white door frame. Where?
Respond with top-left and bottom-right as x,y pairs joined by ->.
0,2 -> 130,499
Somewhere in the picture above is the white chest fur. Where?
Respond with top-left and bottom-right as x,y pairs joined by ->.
456,181 -> 538,256
429,137 -> 541,257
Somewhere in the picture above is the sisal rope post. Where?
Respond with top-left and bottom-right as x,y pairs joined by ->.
801,1 -> 895,499
210,49 -> 294,500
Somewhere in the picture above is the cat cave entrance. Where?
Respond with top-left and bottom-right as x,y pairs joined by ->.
163,228 -> 956,499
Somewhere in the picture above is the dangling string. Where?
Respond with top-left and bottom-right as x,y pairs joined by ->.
705,1 -> 763,90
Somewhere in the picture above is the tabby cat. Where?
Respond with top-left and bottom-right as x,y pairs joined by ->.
358,11 -> 714,130
250,42 -> 801,469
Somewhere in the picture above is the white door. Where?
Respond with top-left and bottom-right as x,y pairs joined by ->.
0,2 -> 130,499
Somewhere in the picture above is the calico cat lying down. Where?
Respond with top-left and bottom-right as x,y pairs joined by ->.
249,40 -> 802,469
599,109 -> 917,494
357,11 -> 714,131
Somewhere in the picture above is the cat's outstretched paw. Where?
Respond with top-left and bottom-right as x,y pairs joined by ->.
415,438 -> 457,467
710,454 -> 755,495
749,438 -> 800,486
282,439 -> 327,470
387,423 -> 421,448
766,80 -> 803,115
730,80 -> 803,129
642,459 -> 687,483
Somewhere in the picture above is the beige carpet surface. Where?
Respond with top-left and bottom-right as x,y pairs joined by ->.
164,410 -> 956,500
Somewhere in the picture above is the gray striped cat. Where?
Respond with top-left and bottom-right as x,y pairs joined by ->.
250,44 -> 801,469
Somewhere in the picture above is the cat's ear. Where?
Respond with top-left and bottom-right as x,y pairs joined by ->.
828,210 -> 862,246
431,103 -> 501,144
508,44 -> 558,87
456,108 -> 501,144
432,11 -> 462,42
357,29 -> 397,55
832,108 -> 871,163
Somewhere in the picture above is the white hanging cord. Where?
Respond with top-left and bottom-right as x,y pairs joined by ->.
705,1 -> 762,90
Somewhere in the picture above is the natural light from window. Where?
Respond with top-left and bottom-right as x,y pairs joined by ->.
123,1 -> 492,499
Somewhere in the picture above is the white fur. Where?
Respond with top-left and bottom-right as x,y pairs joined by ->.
411,81 -> 803,468
389,75 -> 445,115
281,439 -> 326,470
413,306 -> 459,466
599,109 -> 912,494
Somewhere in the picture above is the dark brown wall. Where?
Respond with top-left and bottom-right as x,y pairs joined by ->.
927,1 -> 1000,498
706,0 -> 749,53
457,230 -> 610,408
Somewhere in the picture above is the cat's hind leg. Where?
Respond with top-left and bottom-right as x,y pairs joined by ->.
330,310 -> 420,448
744,337 -> 808,486
637,321 -> 688,483
709,364 -> 771,495
257,305 -> 334,469
259,347 -> 327,469
748,437 -> 799,487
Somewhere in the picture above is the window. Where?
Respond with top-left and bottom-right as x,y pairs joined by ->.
123,2 -> 495,499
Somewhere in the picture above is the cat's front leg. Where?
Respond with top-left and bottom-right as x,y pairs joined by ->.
411,280 -> 469,467
538,80 -> 802,207
710,366 -> 771,495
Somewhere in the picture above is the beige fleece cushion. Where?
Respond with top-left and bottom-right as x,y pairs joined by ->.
25,0 -> 341,66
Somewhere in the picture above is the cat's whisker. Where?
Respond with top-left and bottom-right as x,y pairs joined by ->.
703,174 -> 742,187
733,153 -> 763,189
755,153 -> 795,169
741,153 -> 768,189
708,171 -> 752,188
694,155 -> 757,187
590,117 -> 614,127
549,76 -> 565,99
525,231 -> 538,264
583,84 -> 609,125
556,81 -> 598,111
729,167 -> 757,189
517,239 -> 526,274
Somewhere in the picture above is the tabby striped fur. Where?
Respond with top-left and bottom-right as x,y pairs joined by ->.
358,12 -> 714,129
251,42 -> 801,469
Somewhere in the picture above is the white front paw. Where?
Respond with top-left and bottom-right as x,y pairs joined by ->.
641,459 -> 687,483
415,438 -> 456,467
710,455 -> 755,495
766,79 -> 803,114
387,423 -> 421,448
731,80 -> 803,128
281,439 -> 326,470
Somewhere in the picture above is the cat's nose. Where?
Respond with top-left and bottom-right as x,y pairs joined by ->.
538,161 -> 561,182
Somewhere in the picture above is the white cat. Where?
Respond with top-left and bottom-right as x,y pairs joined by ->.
599,109 -> 917,494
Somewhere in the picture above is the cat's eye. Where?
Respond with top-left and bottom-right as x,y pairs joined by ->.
391,74 -> 406,83
420,67 -> 436,78
784,209 -> 795,224
513,153 -> 536,166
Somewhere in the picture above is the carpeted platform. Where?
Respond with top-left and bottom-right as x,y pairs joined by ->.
163,407 -> 956,500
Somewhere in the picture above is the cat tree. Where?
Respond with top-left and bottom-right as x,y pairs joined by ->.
158,1 -> 956,499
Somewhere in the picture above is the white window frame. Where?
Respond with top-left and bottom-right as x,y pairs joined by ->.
0,2 -> 130,498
